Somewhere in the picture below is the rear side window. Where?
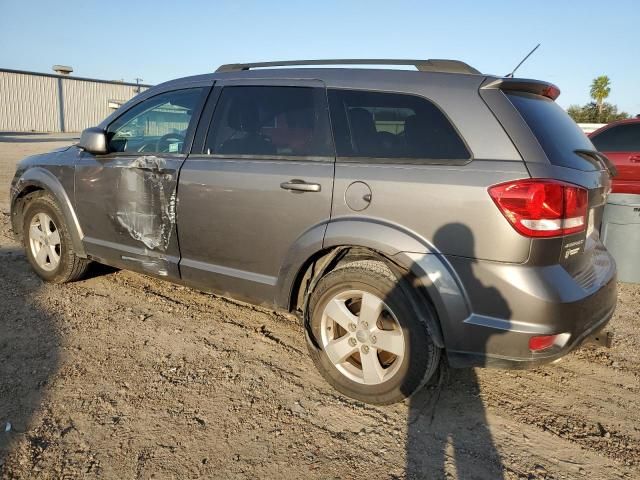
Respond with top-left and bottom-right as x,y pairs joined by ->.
328,89 -> 470,161
507,92 -> 598,170
205,86 -> 333,157
591,124 -> 640,152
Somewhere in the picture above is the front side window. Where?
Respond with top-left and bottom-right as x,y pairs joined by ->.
591,123 -> 640,152
107,88 -> 204,154
205,86 -> 333,157
328,89 -> 470,160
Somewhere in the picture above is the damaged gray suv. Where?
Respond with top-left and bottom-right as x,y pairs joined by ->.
10,59 -> 617,404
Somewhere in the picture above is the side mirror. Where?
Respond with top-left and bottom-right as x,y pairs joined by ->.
79,127 -> 108,155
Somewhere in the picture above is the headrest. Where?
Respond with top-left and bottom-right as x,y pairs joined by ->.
227,98 -> 260,133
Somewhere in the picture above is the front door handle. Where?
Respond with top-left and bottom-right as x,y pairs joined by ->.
280,179 -> 321,193
630,154 -> 640,163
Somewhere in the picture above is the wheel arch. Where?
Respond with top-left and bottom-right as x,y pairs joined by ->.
10,167 -> 86,257
276,218 -> 473,350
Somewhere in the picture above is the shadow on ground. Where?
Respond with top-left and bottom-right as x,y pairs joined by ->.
0,246 -> 60,472
405,368 -> 505,479
402,223 -> 511,479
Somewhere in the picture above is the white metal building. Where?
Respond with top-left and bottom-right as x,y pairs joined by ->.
0,68 -> 151,133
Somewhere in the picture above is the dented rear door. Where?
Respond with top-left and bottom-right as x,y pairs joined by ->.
74,85 -> 210,278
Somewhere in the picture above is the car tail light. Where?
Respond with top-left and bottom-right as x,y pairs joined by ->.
488,179 -> 588,238
529,334 -> 558,352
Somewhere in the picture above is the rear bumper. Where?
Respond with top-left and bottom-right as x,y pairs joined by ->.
448,301 -> 615,368
439,246 -> 618,368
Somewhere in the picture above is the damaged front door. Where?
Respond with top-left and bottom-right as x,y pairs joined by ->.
74,87 -> 208,277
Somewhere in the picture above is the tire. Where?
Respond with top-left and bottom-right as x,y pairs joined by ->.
307,260 -> 440,405
22,193 -> 90,283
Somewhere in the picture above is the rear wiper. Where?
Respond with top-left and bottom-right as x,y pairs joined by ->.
575,149 -> 618,178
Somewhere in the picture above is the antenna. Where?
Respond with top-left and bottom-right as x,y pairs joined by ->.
505,44 -> 541,78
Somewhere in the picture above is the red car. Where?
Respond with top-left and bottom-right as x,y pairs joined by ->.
589,118 -> 640,194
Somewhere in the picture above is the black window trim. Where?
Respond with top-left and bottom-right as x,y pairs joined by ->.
196,84 -> 337,163
98,86 -> 211,158
327,87 -> 474,166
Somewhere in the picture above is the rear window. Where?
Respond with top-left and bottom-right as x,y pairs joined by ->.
507,92 -> 597,171
328,89 -> 470,162
591,123 -> 640,152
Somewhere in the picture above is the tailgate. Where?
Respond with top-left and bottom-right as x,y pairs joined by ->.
481,79 -> 615,280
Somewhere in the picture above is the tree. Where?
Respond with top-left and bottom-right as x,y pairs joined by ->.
567,102 -> 629,123
590,75 -> 611,121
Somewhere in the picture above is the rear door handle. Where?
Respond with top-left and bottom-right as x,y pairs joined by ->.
280,179 -> 321,193
630,154 -> 640,163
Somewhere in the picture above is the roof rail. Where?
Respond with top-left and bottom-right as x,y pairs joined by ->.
215,59 -> 481,75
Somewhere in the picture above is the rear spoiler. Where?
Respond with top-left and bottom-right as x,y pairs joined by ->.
575,150 -> 618,178
481,78 -> 561,100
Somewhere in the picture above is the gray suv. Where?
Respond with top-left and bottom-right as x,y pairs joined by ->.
9,59 -> 617,404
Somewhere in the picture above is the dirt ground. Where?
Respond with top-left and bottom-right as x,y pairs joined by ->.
0,133 -> 639,479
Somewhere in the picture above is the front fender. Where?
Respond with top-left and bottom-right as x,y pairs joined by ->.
10,167 -> 86,257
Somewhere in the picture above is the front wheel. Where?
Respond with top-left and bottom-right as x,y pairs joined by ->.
22,193 -> 90,283
307,260 -> 440,405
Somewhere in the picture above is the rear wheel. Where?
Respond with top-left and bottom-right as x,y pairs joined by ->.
307,260 -> 440,405
22,193 -> 90,283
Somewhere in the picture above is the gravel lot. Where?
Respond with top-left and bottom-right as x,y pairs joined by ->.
0,133 -> 639,479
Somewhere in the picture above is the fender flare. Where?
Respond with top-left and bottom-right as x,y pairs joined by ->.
10,167 -> 86,257
276,217 -> 472,349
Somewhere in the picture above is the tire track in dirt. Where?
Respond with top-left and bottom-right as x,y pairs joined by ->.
2,211 -> 640,479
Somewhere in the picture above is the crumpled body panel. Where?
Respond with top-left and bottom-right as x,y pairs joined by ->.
113,156 -> 176,251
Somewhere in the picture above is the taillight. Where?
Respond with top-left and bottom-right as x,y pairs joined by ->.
488,179 -> 588,238
529,334 -> 558,352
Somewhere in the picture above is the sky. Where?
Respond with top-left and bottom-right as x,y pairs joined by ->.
1,0 -> 638,115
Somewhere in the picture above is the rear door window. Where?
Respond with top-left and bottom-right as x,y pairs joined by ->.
591,124 -> 640,152
506,92 -> 598,170
328,89 -> 470,161
205,86 -> 333,157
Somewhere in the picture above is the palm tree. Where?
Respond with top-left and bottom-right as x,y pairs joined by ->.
590,75 -> 611,121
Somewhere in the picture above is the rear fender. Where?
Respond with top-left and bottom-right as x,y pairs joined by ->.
276,217 -> 472,349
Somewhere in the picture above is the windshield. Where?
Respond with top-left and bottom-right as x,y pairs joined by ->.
507,92 -> 598,171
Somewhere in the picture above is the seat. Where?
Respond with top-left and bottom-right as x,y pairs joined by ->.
348,108 -> 380,156
404,113 -> 462,159
219,99 -> 276,155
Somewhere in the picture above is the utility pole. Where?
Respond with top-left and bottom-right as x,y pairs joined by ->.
135,77 -> 143,93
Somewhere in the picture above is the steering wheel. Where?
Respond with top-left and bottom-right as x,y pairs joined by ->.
156,133 -> 185,153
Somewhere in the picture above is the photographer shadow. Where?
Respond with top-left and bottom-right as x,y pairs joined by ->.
402,223 -> 512,479
0,246 -> 60,473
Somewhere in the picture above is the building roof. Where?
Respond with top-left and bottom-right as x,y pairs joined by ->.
0,67 -> 152,88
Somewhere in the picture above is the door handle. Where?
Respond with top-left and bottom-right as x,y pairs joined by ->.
280,179 -> 321,193
630,154 -> 640,163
